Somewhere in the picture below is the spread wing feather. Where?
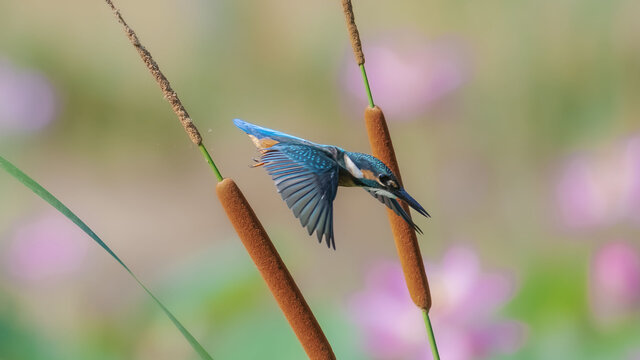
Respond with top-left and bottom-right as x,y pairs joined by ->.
261,144 -> 339,249
234,118 -> 315,147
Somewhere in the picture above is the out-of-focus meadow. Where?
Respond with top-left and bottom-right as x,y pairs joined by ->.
1,0 -> 639,359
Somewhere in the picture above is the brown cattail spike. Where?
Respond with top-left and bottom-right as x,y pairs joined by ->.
216,178 -> 336,360
364,106 -> 432,310
341,0 -> 365,65
105,0 -> 202,145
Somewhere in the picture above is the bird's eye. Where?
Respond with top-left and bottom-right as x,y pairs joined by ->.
378,174 -> 390,185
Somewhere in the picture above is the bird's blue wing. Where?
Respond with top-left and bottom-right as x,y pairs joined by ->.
234,119 -> 315,149
260,143 -> 339,249
364,189 -> 423,234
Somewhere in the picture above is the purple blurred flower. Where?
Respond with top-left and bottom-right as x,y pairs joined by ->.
555,135 -> 640,230
0,57 -> 59,133
350,246 -> 525,360
629,348 -> 640,360
590,241 -> 640,325
342,33 -> 468,121
5,212 -> 88,282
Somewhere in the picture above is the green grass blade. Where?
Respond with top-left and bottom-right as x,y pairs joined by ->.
0,155 -> 214,360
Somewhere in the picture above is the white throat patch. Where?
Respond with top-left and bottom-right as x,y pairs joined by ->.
344,154 -> 363,178
366,187 -> 397,199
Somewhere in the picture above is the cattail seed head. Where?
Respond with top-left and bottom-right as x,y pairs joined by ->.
341,0 -> 365,65
364,106 -> 432,310
216,178 -> 335,359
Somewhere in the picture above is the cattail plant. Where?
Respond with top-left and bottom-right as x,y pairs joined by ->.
104,1 -> 335,358
340,0 -> 440,358
217,179 -> 335,359
364,106 -> 431,310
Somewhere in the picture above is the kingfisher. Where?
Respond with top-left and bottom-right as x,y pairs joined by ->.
234,119 -> 429,250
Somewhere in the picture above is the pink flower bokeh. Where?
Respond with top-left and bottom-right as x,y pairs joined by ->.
555,136 -> 640,230
590,241 -> 640,325
5,212 -> 88,282
342,33 -> 468,121
350,246 -> 525,360
0,57 -> 59,134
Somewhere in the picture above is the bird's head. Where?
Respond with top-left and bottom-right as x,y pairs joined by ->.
341,152 -> 430,217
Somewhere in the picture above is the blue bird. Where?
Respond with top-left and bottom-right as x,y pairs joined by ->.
234,119 -> 429,250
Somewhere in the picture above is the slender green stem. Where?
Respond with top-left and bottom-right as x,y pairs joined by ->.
359,64 -> 375,108
199,144 -> 223,182
423,310 -> 440,360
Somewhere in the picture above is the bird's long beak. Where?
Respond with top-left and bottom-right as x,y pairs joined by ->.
394,188 -> 430,218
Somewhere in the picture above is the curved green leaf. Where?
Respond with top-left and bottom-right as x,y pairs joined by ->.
0,155 -> 214,360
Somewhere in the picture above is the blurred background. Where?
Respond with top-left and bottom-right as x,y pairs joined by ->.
1,0 -> 639,359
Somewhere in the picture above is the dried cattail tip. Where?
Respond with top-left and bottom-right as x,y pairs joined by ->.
216,178 -> 336,360
105,0 -> 202,146
341,0 -> 365,65
364,106 -> 432,310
